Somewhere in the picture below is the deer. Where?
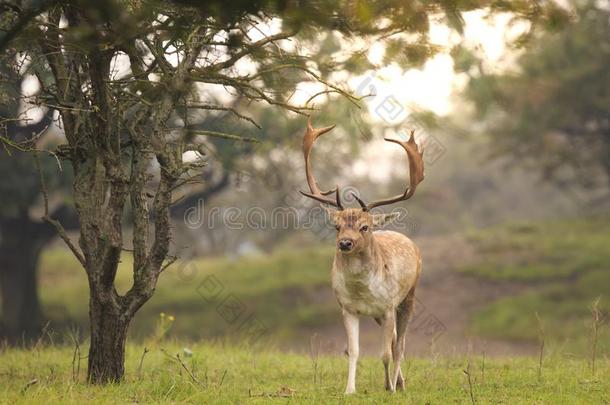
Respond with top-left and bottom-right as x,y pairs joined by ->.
300,119 -> 425,394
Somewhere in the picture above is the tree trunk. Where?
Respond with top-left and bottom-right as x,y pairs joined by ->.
0,249 -> 43,344
0,219 -> 49,345
87,294 -> 131,383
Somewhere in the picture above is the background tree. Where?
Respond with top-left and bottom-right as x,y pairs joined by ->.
459,0 -> 608,190
0,0 -> 567,384
0,61 -> 80,343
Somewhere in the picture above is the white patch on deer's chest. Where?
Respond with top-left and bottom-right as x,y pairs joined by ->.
332,263 -> 397,317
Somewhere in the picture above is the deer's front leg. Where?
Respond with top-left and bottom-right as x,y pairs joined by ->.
381,310 -> 397,392
343,310 -> 359,394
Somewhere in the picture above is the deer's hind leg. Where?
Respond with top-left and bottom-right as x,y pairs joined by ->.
392,288 -> 416,390
381,311 -> 397,391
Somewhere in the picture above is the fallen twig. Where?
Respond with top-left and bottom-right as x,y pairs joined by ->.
248,386 -> 296,398
20,379 -> 38,395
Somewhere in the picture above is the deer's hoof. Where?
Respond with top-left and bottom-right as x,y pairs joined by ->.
344,387 -> 356,395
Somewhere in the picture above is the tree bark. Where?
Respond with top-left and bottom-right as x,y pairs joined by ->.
86,294 -> 131,384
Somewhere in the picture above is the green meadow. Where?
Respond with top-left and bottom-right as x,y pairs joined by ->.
2,217 -> 607,403
1,342 -> 608,404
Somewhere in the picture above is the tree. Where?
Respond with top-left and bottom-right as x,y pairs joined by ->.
459,0 -> 608,187
0,64 -> 229,346
0,137 -> 64,345
0,60 -> 80,343
1,0 -> 561,383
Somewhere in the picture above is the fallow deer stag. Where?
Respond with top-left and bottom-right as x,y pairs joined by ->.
301,119 -> 425,394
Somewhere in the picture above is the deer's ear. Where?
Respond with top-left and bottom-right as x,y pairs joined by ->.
371,212 -> 401,228
322,205 -> 340,225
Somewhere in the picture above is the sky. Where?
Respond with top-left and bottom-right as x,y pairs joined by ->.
340,11 -> 525,182
291,10 -> 522,119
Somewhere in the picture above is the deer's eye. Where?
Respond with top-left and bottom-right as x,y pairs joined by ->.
360,225 -> 369,232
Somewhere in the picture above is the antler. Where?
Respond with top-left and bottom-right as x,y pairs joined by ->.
300,122 -> 424,211
363,130 -> 425,211
300,118 -> 344,209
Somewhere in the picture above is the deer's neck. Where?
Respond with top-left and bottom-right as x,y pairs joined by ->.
335,236 -> 383,275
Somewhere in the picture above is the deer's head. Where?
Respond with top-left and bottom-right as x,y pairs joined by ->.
300,119 -> 425,255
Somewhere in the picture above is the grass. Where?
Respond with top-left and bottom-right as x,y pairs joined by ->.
39,215 -> 610,354
1,342 -> 608,404
40,245 -> 338,345
6,217 -> 610,402
458,217 -> 610,354
459,219 -> 610,282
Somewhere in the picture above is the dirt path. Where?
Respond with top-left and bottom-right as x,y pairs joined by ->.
305,234 -> 538,357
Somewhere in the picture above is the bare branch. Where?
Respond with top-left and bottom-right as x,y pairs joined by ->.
189,129 -> 260,143
192,73 -> 315,114
34,149 -> 85,267
207,30 -> 297,72
186,103 -> 261,129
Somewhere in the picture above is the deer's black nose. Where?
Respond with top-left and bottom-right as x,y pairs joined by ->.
338,239 -> 354,251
